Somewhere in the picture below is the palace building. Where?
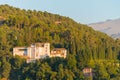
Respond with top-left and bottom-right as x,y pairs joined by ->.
13,43 -> 67,63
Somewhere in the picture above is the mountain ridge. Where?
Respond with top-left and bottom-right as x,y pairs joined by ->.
88,18 -> 120,38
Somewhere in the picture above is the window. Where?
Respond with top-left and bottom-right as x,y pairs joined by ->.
24,49 -> 27,56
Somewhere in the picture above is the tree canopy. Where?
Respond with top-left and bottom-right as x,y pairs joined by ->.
0,4 -> 120,80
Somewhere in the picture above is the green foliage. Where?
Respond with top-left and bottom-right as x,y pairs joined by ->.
67,54 -> 76,69
1,60 -> 11,79
0,4 -> 120,80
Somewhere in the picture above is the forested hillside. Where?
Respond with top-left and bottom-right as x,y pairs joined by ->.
0,4 -> 120,80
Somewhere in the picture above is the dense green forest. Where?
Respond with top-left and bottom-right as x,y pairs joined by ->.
0,4 -> 120,80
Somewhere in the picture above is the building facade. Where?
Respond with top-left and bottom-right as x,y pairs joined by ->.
13,43 -> 67,63
50,48 -> 67,58
83,68 -> 93,80
13,43 -> 50,63
13,47 -> 28,58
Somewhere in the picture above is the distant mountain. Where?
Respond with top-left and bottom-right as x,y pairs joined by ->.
88,18 -> 120,38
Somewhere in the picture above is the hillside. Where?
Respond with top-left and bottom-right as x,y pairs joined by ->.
89,18 -> 120,38
0,4 -> 120,80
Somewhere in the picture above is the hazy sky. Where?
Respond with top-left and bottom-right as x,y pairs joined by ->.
0,0 -> 120,24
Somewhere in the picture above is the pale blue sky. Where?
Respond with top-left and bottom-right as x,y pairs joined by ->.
0,0 -> 120,24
